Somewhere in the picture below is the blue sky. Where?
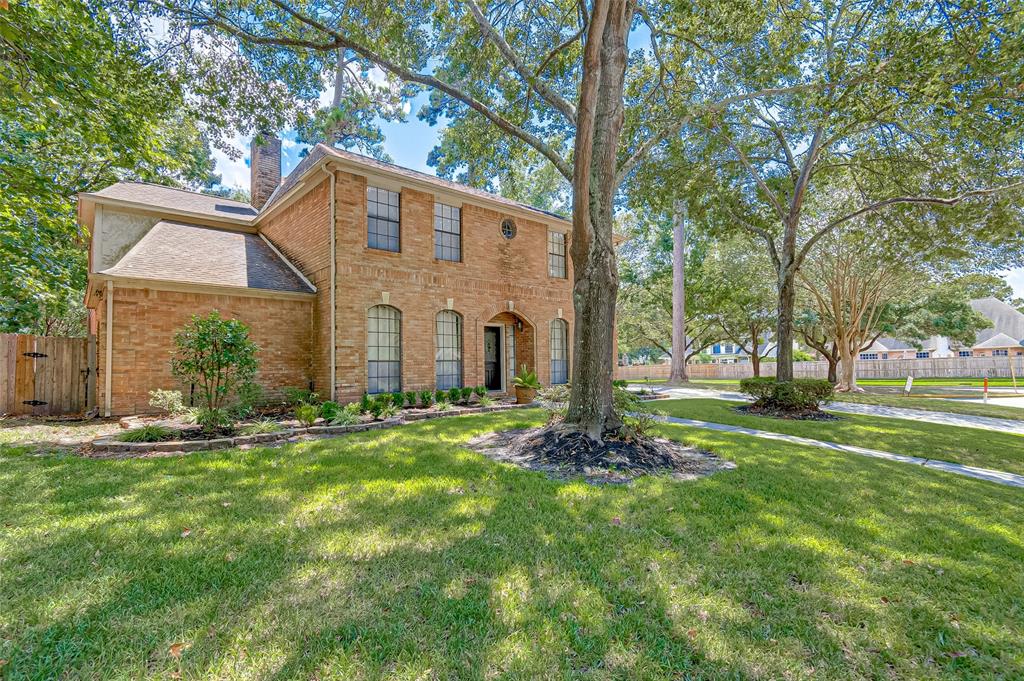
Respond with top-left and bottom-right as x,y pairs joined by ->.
211,101 -> 1024,299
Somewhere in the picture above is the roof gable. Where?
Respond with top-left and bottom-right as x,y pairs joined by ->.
98,220 -> 313,294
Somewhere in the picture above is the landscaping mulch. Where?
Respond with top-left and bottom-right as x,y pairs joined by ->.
467,427 -> 734,484
735,404 -> 840,421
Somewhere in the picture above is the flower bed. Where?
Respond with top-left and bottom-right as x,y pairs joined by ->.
90,402 -> 532,456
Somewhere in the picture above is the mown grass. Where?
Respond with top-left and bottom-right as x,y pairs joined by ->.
1,411 -> 1022,679
655,398 -> 1024,475
627,379 -> 1024,420
830,392 -> 1024,421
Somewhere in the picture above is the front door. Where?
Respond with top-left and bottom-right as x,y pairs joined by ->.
484,326 -> 503,391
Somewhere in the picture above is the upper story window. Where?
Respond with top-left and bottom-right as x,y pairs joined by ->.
994,349 -> 1009,357
367,186 -> 400,252
434,202 -> 461,262
548,231 -> 567,278
501,218 -> 517,239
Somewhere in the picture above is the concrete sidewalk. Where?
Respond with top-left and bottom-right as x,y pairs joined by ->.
653,414 -> 1024,488
648,386 -> 1024,436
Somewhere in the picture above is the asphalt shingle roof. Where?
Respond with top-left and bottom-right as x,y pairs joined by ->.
99,221 -> 313,294
970,297 -> 1024,344
93,183 -> 258,220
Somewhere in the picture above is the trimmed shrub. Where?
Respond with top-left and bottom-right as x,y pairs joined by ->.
460,386 -> 473,403
370,395 -> 399,419
739,377 -> 834,412
419,390 -> 434,407
283,387 -> 318,406
195,407 -> 231,431
320,401 -> 340,422
435,389 -> 447,404
447,387 -> 461,403
295,403 -> 320,427
405,391 -> 417,407
390,391 -> 405,408
473,385 -> 487,398
148,389 -> 185,415
117,424 -> 178,443
169,312 -> 259,416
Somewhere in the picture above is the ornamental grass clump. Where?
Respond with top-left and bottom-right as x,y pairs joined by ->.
117,424 -> 178,443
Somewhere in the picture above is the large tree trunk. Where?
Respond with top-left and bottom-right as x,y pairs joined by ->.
564,0 -> 631,440
667,200 -> 688,385
750,341 -> 761,377
836,340 -> 865,392
775,259 -> 797,382
826,353 -> 838,384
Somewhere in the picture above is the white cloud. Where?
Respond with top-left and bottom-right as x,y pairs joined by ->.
212,133 -> 252,189
1002,268 -> 1024,299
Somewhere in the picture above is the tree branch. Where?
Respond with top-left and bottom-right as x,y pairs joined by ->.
465,0 -> 578,124
796,179 -> 1024,267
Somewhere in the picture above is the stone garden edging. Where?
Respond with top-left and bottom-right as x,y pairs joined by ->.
90,403 -> 534,456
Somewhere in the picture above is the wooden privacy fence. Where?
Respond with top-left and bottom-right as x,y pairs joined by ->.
0,334 -> 94,416
617,355 -> 1024,381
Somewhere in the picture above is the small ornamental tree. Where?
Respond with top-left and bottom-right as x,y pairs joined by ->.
169,311 -> 259,412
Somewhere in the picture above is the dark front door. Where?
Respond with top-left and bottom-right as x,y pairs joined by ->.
484,327 -> 503,391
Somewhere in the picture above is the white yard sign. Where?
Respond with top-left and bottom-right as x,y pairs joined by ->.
903,376 -> 914,396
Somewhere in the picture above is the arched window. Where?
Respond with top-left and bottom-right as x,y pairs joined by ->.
367,305 -> 401,393
435,310 -> 463,389
550,319 -> 569,385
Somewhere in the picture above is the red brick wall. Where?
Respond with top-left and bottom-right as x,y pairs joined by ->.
328,171 -> 573,402
258,178 -> 332,394
96,286 -> 312,415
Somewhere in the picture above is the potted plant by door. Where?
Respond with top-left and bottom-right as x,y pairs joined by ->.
511,364 -> 541,404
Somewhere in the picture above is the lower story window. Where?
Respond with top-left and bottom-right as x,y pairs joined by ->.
958,350 -> 972,357
368,305 -> 401,393
435,310 -> 463,389
859,353 -> 879,360
550,319 -> 568,385
916,351 -> 930,359
994,349 -> 1009,357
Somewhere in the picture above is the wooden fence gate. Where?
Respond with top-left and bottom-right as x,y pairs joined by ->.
0,334 -> 94,416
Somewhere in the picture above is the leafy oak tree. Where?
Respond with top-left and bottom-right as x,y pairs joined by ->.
0,0 -> 220,334
151,0 -> 807,439
684,0 -> 1024,381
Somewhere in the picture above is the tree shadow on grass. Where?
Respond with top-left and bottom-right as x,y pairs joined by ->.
1,411 -> 1022,679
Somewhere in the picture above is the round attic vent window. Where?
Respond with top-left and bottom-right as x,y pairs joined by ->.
501,218 -> 517,239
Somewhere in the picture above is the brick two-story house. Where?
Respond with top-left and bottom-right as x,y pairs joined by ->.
81,138 -> 574,415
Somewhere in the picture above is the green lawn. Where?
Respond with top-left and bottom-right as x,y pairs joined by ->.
2,411 -> 1023,679
830,392 -> 1024,422
627,379 -> 1024,421
655,398 -> 1024,475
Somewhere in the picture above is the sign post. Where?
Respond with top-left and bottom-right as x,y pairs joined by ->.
902,376 -> 914,397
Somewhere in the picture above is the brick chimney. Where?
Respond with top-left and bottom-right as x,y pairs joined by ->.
250,133 -> 282,210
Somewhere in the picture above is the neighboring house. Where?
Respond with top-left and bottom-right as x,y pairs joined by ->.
82,137 -> 574,415
700,341 -> 778,365
858,297 -> 1024,360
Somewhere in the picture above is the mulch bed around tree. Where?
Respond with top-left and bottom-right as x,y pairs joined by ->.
734,404 -> 840,421
466,427 -> 734,485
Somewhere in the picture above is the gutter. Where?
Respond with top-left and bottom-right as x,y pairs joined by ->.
322,165 -> 337,401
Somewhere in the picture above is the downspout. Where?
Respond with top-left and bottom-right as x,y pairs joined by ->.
104,280 -> 113,417
322,165 -> 337,401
